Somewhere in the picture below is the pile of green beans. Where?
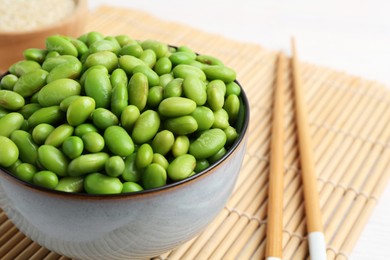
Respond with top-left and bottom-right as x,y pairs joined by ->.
0,32 -> 244,195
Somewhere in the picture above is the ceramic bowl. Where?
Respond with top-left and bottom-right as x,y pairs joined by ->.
0,0 -> 88,72
0,82 -> 250,260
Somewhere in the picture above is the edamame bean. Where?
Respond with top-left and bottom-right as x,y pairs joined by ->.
196,54 -> 224,66
89,39 -> 121,54
0,90 -> 25,110
59,95 -> 81,112
141,40 -> 168,59
226,81 -> 241,96
86,31 -> 104,46
183,76 -> 207,105
194,159 -> 210,173
152,153 -> 169,170
118,55 -> 145,74
223,94 -> 240,124
92,108 -> 119,129
206,84 -> 225,111
33,170 -> 59,189
15,163 -> 37,183
167,154 -> 196,181
128,72 -> 148,111
154,57 -> 172,75
159,73 -> 174,88
38,79 -> 81,107
132,110 -> 160,144
19,103 -> 42,118
120,105 -> 140,132
82,131 -> 105,153
0,107 -> 8,119
132,64 -> 160,87
122,153 -> 142,182
208,147 -> 227,163
169,52 -> 196,65
55,176 -> 84,193
189,128 -> 227,159
62,136 -> 84,159
224,126 -> 239,146
46,59 -> 82,83
79,65 -> 108,87
45,124 -> 74,147
0,136 -> 19,167
32,123 -> 55,144
207,79 -> 226,96
38,145 -> 69,177
115,35 -> 137,47
23,48 -> 48,63
84,51 -> 118,73
163,78 -> 183,98
27,106 -> 64,128
173,64 -> 206,81
42,55 -> 79,72
74,123 -> 98,137
110,68 -> 128,117
84,172 -> 123,195
213,109 -> 230,129
0,74 -> 18,90
177,46 -> 196,57
84,68 -> 112,108
9,60 -> 41,76
0,112 -> 24,137
158,97 -> 196,117
46,36 -> 78,57
191,106 -> 215,131
10,130 -> 38,164
66,96 -> 96,126
164,115 -> 198,135
105,156 -> 125,177
104,125 -> 135,157
69,38 -> 89,57
203,65 -> 236,83
151,130 -> 174,156
172,136 -> 190,157
136,143 -> 153,168
68,153 -> 109,177
142,163 -> 167,189
119,43 -> 143,57
147,86 -> 163,108
122,182 -> 143,193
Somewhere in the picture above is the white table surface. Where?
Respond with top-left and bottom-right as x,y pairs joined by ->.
89,1 -> 390,259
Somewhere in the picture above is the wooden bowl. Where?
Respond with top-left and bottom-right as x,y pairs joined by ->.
0,0 -> 88,72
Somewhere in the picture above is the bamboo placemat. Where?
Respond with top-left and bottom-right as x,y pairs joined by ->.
1,6 -> 390,260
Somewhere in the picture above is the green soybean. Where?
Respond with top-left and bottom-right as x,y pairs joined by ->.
32,123 -> 55,144
10,130 -> 38,164
213,109 -> 230,129
196,54 -> 224,66
208,147 -> 227,163
0,136 -> 19,167
66,96 -> 96,126
224,94 -> 240,124
62,136 -> 84,159
152,153 -> 169,170
46,59 -> 82,83
89,39 -> 121,54
118,55 -> 145,74
154,57 -> 172,75
226,81 -> 241,96
141,40 -> 168,59
142,163 -> 167,189
27,106 -> 64,128
84,51 -> 118,73
104,125 -> 135,157
38,145 -> 69,177
159,73 -> 174,88
120,105 -> 140,132
15,163 -> 37,183
82,131 -> 105,153
9,60 -> 41,76
203,65 -> 236,83
38,79 -> 81,107
84,69 -> 112,108
147,85 -> 163,108
0,112 -> 24,137
115,35 -> 137,47
128,72 -> 149,111
92,108 -> 119,130
110,68 -> 128,117
122,153 -> 142,182
167,154 -> 196,181
132,110 -> 160,144
172,136 -> 190,157
33,170 -> 59,189
132,64 -> 160,87
45,124 -> 74,147
69,38 -> 89,57
189,128 -> 227,159
163,78 -> 183,98
164,115 -> 198,135
13,69 -> 48,97
0,74 -> 18,90
23,48 -> 48,63
194,159 -> 210,173
0,90 -> 25,110
84,172 -> 123,195
55,176 -> 84,193
46,36 -> 78,57
74,123 -> 98,137
19,103 -> 42,118
207,84 -> 225,111
68,153 -> 109,177
173,64 -> 206,81
86,31 -> 104,46
191,106 -> 215,131
136,143 -> 154,169
105,156 -> 125,177
122,182 -> 143,193
183,76 -> 207,105
158,97 -> 196,117
151,130 -> 174,156
224,126 -> 239,146
119,43 -> 143,57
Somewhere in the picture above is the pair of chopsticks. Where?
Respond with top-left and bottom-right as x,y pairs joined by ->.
265,39 -> 327,260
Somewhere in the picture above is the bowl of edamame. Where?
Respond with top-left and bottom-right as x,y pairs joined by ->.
0,32 -> 250,260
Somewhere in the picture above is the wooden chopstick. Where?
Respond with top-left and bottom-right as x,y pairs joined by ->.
265,52 -> 286,260
291,38 -> 327,260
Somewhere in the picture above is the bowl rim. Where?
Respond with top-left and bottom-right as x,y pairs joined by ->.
0,0 -> 88,36
0,77 -> 250,201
